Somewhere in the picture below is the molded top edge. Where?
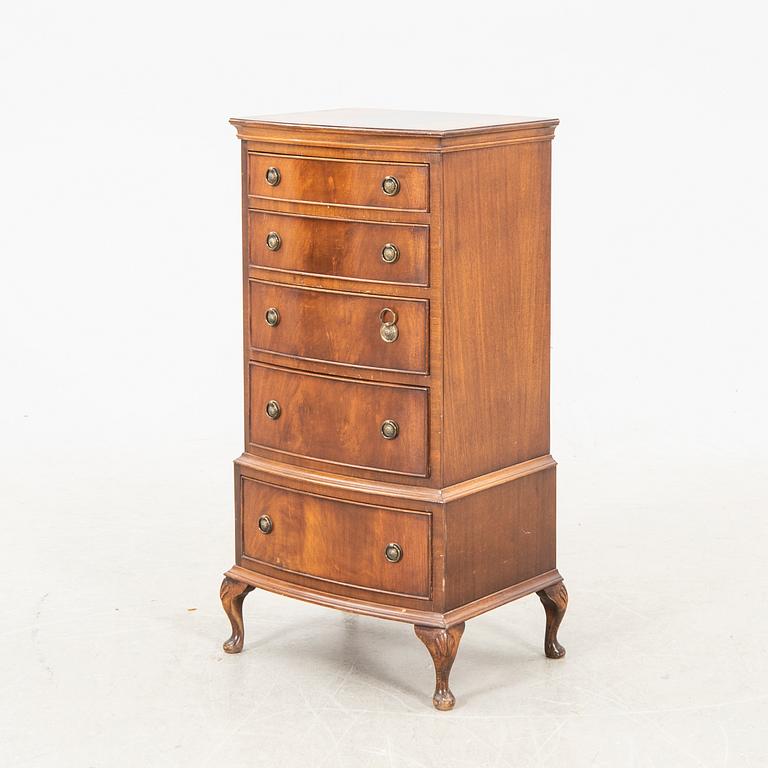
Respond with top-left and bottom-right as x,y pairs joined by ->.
229,108 -> 559,137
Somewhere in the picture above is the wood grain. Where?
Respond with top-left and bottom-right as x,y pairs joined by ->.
442,467 -> 556,611
248,279 -> 429,373
241,478 -> 431,598
225,563 -> 562,628
234,108 -> 558,133
231,110 -> 558,153
248,362 -> 429,477
247,152 -> 429,211
248,209 -> 429,286
441,140 -> 552,484
234,451 -> 555,504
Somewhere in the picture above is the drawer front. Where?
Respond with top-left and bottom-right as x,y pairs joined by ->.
248,210 -> 429,286
249,281 -> 428,373
241,478 -> 431,598
249,363 -> 429,477
247,152 -> 429,211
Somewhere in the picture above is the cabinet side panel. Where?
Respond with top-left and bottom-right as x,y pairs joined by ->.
442,141 -> 552,484
443,468 -> 556,610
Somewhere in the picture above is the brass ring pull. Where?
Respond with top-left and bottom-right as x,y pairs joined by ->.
379,307 -> 399,343
258,515 -> 273,534
265,167 -> 281,186
378,307 -> 398,326
384,543 -> 402,563
266,231 -> 281,251
265,400 -> 281,420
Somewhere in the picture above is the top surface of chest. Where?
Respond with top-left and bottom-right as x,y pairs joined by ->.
231,108 -> 558,154
232,108 -> 557,133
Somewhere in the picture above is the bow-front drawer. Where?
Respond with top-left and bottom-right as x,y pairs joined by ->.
240,478 -> 431,598
247,152 -> 429,211
249,280 -> 428,374
248,363 -> 429,477
248,211 -> 429,286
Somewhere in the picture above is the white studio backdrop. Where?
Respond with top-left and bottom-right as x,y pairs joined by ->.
1,1 -> 767,765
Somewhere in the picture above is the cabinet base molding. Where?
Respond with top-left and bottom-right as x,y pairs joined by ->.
234,451 -> 557,504
224,564 -> 563,628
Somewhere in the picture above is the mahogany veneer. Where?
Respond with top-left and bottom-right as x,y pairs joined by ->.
221,108 -> 568,710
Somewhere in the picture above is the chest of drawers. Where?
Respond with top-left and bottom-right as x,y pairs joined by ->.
220,109 -> 568,710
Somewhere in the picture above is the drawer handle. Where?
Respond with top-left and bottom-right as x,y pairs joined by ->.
258,514 -> 273,534
265,167 -> 281,186
384,543 -> 402,563
381,176 -> 400,196
265,307 -> 280,327
381,243 -> 400,264
265,400 -> 281,420
380,419 -> 399,440
266,231 -> 282,251
379,307 -> 399,343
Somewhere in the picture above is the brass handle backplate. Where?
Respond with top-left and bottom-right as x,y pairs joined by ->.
266,231 -> 282,251
265,307 -> 280,327
381,243 -> 400,264
384,543 -> 402,563
381,176 -> 400,196
265,400 -> 281,419
265,167 -> 281,186
381,420 -> 399,440
258,514 -> 273,534
379,307 -> 399,343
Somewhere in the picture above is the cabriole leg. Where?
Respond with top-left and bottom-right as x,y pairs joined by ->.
414,622 -> 465,711
220,576 -> 254,654
536,581 -> 568,659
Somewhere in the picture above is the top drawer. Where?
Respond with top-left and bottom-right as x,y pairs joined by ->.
247,152 -> 429,211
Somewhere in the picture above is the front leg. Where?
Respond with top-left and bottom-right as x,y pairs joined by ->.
414,623 -> 465,710
220,576 -> 254,653
536,581 -> 568,659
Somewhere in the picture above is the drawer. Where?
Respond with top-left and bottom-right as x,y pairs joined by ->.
247,152 -> 429,211
249,280 -> 428,374
248,211 -> 429,286
248,363 -> 429,477
240,478 -> 431,598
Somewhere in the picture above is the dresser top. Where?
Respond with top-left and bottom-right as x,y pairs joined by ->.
231,108 -> 558,136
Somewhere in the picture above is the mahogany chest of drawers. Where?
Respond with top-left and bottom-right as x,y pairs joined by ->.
220,109 -> 568,710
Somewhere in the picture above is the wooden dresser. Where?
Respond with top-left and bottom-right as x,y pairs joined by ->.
220,109 -> 567,710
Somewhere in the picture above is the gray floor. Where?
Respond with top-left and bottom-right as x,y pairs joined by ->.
2,430 -> 766,767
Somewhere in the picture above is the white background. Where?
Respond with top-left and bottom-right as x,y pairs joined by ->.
2,1 -> 767,766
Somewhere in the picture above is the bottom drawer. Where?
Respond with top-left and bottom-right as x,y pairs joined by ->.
240,478 -> 431,598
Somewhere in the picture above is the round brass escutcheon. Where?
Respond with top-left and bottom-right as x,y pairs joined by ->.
265,167 -> 281,186
381,176 -> 400,196
258,514 -> 273,534
266,231 -> 282,251
381,243 -> 400,264
265,400 -> 281,420
384,543 -> 402,563
265,307 -> 280,327
380,324 -> 399,343
380,419 -> 399,440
